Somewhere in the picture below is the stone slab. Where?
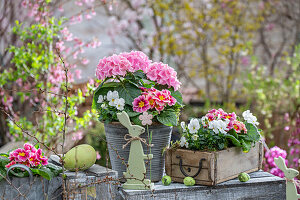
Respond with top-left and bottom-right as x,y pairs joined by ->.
119,171 -> 286,200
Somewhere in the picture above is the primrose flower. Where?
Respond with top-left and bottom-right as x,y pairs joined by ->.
5,161 -> 16,168
188,118 -> 200,134
139,112 -> 153,126
153,90 -> 169,106
114,98 -> 125,110
12,148 -> 30,162
180,136 -> 189,148
192,134 -> 199,141
97,95 -> 104,104
133,95 -> 150,113
233,120 -> 247,134
24,143 -> 36,153
181,121 -> 187,132
242,110 -> 259,126
107,91 -> 119,106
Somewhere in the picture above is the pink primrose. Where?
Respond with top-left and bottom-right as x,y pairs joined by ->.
12,148 -> 30,162
5,161 -> 16,168
24,143 -> 37,153
153,91 -> 169,106
133,95 -> 150,113
232,120 -> 247,134
146,95 -> 156,109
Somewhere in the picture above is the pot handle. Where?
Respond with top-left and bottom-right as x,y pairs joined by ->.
6,164 -> 33,184
176,155 -> 205,178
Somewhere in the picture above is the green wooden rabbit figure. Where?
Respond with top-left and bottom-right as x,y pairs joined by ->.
117,111 -> 154,190
274,156 -> 300,200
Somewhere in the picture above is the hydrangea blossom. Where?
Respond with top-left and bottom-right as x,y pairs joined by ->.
95,51 -> 182,91
264,146 -> 288,178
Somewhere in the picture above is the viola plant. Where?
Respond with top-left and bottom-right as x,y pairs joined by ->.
93,51 -> 183,126
178,109 -> 261,152
0,143 -> 62,181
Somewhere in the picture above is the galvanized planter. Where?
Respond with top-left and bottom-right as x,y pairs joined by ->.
0,164 -> 62,200
104,122 -> 172,182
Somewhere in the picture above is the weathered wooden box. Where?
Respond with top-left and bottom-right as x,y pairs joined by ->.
165,143 -> 263,186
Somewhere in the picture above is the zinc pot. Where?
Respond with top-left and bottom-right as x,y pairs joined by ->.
104,122 -> 172,182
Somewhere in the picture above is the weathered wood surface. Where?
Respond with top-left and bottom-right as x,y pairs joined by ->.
165,143 -> 263,185
0,162 -> 119,200
119,171 -> 285,200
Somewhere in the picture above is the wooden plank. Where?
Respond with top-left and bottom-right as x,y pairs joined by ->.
120,171 -> 285,200
170,148 -> 213,168
165,149 -> 172,177
171,177 -> 214,186
171,165 -> 211,181
216,168 -> 258,184
216,144 -> 260,182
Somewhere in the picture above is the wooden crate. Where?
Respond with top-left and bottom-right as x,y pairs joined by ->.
165,143 -> 263,186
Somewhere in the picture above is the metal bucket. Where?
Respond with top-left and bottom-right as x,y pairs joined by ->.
0,164 -> 62,200
104,122 -> 172,182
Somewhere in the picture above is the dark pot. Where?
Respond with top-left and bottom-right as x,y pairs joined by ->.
104,122 -> 172,182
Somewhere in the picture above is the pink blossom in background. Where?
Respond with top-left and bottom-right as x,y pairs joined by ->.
96,151 -> 101,160
81,58 -> 90,65
75,1 -> 83,6
55,41 -> 65,52
241,56 -> 250,66
266,23 -> 275,31
85,14 -> 92,20
72,131 -> 83,141
75,69 -> 82,79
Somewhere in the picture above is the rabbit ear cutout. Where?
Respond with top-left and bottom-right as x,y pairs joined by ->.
117,111 -> 132,129
274,156 -> 288,172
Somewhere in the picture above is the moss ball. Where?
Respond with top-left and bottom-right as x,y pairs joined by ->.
238,172 -> 250,182
183,177 -> 195,186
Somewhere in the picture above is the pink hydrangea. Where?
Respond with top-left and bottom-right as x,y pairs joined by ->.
96,54 -> 132,80
146,62 -> 181,91
120,51 -> 151,73
132,95 -> 150,113
264,146 -> 288,178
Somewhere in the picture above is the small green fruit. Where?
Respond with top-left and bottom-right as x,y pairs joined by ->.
64,144 -> 97,171
162,175 -> 172,186
238,172 -> 250,182
183,177 -> 195,186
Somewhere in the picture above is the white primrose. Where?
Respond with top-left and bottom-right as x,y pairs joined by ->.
181,121 -> 187,132
208,120 -> 229,134
192,134 -> 199,141
97,95 -> 104,103
107,91 -> 119,106
180,136 -> 189,148
242,110 -> 259,126
114,98 -> 125,111
188,118 -> 200,134
201,116 -> 208,127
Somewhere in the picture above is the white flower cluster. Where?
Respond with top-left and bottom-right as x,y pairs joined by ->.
97,91 -> 125,111
208,119 -> 230,134
242,110 -> 259,126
